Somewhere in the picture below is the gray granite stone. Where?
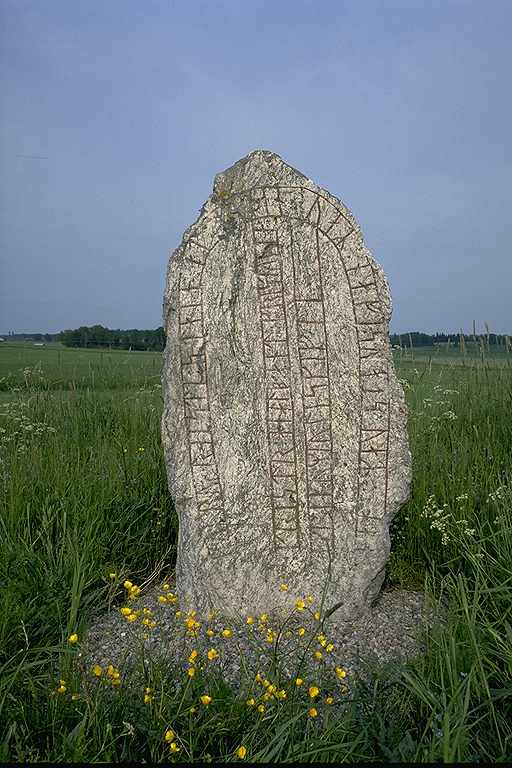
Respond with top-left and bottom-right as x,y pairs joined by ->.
161,150 -> 411,621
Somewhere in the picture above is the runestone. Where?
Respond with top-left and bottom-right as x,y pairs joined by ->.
162,150 -> 411,620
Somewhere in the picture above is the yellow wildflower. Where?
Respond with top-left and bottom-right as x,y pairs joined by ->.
314,611 -> 321,621
308,686 -> 320,698
57,683 -> 66,694
257,704 -> 265,714
123,580 -> 133,589
200,695 -> 212,706
71,693 -> 80,701
335,667 -> 346,679
298,627 -> 306,637
158,595 -> 167,603
326,643 -> 335,653
255,673 -> 263,683
92,664 -> 102,677
163,583 -> 170,591
120,606 -> 132,616
164,729 -> 175,742
221,628 -> 233,638
246,616 -> 254,625
169,742 -> 180,753
267,684 -> 276,695
109,572 -> 117,579
265,632 -> 274,644
295,599 -> 306,611
306,595 -> 314,604
127,613 -> 138,622
279,583 -> 289,592
188,649 -> 198,663
185,617 -> 200,631
259,613 -> 268,623
206,629 -> 215,637
236,745 -> 247,759
308,707 -> 318,718
246,698 -> 256,706
325,696 -> 334,705
68,633 -> 78,644
314,650 -> 323,661
317,634 -> 326,646
175,610 -> 182,618
207,648 -> 218,661
277,689 -> 287,699
295,677 -> 304,686
187,667 -> 196,678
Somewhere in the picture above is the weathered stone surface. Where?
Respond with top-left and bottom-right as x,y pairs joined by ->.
161,150 -> 411,621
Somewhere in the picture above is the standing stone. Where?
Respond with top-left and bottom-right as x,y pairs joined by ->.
162,150 -> 411,621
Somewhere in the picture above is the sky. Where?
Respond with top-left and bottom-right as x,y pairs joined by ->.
1,0 -> 511,335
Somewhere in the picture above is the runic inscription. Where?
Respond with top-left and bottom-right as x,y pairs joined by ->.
254,233 -> 301,550
178,250 -> 224,520
162,150 -> 411,620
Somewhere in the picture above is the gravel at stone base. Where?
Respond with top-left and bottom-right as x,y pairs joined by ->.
78,584 -> 444,709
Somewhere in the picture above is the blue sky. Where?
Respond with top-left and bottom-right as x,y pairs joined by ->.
1,0 -> 510,334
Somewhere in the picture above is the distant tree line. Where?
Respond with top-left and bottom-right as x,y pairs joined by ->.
389,331 -> 509,347
58,325 -> 165,351
4,326 -> 508,352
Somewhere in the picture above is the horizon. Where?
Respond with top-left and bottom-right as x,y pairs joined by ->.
1,1 -> 511,335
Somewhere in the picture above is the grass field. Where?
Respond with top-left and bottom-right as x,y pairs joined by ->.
1,341 -> 511,762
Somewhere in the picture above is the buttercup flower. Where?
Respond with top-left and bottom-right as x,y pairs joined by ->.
200,694 -> 212,706
309,686 -> 320,698
295,678 -> 304,686
279,583 -> 289,592
187,667 -> 196,677
246,616 -> 254,625
308,707 -> 318,718
236,745 -> 247,759
295,599 -> 306,611
298,627 -> 306,637
68,633 -> 78,644
207,648 -> 218,661
221,628 -> 233,638
92,664 -> 102,677
165,729 -> 175,742
335,667 -> 346,679
169,742 -> 180,753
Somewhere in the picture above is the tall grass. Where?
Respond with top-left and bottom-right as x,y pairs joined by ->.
0,344 -> 511,762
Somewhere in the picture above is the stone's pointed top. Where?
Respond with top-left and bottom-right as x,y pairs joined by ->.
213,149 -> 307,197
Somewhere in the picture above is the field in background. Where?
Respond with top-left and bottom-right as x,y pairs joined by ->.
1,341 -> 511,762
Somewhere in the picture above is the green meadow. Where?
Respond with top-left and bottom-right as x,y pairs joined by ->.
1,341 -> 511,763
